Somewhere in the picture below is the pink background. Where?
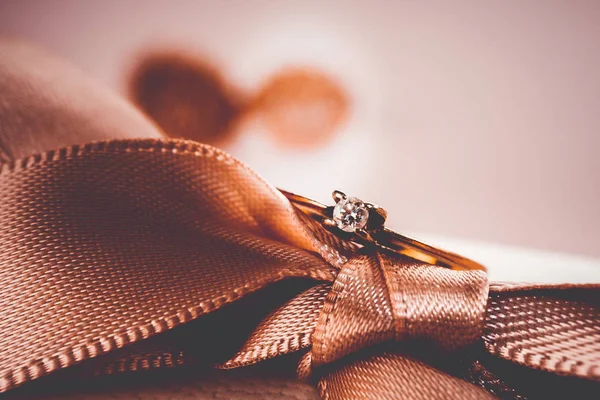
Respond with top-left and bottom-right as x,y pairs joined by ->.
1,0 -> 599,259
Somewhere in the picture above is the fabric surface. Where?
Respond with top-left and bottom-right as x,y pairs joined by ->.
0,39 -> 163,161
0,139 -> 335,391
0,138 -> 598,400
0,38 -> 320,399
0,39 -> 599,399
484,283 -> 600,378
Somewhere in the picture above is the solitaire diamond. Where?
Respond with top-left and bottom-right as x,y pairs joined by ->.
332,197 -> 369,232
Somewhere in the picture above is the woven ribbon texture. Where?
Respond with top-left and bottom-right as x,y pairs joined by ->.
0,139 -> 598,399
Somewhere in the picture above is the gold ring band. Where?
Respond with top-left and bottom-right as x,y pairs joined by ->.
281,189 -> 486,272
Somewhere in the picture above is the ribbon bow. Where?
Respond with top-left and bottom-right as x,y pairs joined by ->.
0,139 -> 598,399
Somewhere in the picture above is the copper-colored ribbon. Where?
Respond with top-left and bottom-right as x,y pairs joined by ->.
0,139 -> 598,399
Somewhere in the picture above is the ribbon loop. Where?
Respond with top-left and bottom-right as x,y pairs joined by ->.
0,139 -> 337,393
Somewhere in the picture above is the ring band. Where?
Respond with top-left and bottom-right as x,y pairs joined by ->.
281,189 -> 486,272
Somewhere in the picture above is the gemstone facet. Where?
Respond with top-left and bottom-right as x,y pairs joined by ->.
332,197 -> 369,232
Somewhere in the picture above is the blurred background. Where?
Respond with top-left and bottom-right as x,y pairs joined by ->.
1,0 -> 599,280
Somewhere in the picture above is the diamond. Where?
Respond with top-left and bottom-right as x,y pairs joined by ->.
332,197 -> 369,232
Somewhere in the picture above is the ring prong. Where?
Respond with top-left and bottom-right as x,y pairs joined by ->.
332,190 -> 346,203
366,203 -> 388,222
323,218 -> 337,229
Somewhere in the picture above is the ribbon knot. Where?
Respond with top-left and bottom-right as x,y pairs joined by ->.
302,253 -> 489,375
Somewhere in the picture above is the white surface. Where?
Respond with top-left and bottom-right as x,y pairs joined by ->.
415,233 -> 600,283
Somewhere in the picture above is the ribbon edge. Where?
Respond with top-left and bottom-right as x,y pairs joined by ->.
0,267 -> 332,393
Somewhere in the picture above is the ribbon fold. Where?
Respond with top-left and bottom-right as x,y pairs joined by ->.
0,139 -> 598,399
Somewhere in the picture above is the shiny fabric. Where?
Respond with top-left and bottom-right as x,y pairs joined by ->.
0,138 -> 598,400
1,39 -> 599,399
0,39 -> 162,161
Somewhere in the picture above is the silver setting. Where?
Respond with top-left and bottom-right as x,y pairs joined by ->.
332,194 -> 369,232
324,190 -> 387,236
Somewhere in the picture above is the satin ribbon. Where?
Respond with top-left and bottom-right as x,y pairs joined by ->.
0,139 -> 598,399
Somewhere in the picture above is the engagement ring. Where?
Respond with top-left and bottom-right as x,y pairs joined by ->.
282,189 -> 486,271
